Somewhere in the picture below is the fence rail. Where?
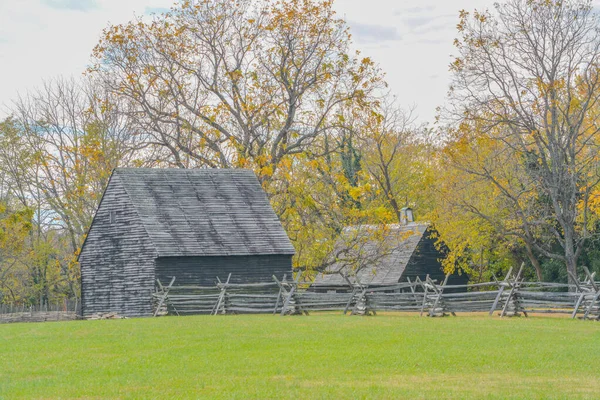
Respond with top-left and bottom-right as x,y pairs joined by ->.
153,265 -> 600,320
0,299 -> 78,323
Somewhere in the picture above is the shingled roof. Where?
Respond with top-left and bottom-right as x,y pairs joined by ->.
313,223 -> 428,286
109,168 -> 295,258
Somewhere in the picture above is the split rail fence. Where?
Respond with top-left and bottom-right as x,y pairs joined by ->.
0,299 -> 78,323
153,265 -> 600,320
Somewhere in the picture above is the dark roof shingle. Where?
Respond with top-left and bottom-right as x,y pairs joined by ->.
114,168 -> 295,257
313,223 -> 428,285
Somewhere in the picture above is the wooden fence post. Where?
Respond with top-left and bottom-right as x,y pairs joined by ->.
500,263 -> 526,318
419,275 -> 432,317
213,273 -> 232,316
406,277 -> 419,305
272,274 -> 286,314
341,274 -> 357,315
274,273 -> 307,316
489,267 -> 513,316
153,276 -> 176,317
427,274 -> 453,317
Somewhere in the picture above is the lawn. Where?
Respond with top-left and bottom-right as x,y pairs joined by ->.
0,314 -> 599,399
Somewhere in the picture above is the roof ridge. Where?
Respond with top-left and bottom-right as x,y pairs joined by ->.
114,167 -> 255,173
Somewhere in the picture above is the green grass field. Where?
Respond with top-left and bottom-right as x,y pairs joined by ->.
1,314 -> 599,399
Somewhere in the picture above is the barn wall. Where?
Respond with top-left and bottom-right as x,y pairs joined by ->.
79,175 -> 157,317
155,255 -> 293,286
402,228 -> 469,288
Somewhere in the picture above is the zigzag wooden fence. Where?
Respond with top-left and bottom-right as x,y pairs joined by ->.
152,266 -> 600,320
0,299 -> 78,323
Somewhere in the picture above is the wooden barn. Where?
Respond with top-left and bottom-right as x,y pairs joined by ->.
78,168 -> 295,318
312,209 -> 468,290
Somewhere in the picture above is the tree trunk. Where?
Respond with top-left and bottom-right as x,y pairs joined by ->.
524,242 -> 543,281
388,195 -> 402,224
566,255 -> 578,291
564,224 -> 578,290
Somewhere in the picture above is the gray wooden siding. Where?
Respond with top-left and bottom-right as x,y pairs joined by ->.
79,174 -> 157,317
403,229 -> 469,288
155,255 -> 293,286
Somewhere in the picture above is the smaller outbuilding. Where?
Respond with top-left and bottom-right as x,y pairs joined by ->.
312,209 -> 468,289
79,168 -> 295,318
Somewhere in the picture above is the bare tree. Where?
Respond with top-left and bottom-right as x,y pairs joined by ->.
0,78 -> 148,302
10,77 -> 144,252
448,0 -> 600,283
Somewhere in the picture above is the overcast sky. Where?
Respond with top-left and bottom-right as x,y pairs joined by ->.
0,0 -> 515,123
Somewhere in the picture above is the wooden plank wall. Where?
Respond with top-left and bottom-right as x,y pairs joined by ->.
79,175 -> 157,317
155,255 -> 293,286
402,229 -> 469,289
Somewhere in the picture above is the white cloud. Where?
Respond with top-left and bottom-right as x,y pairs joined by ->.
144,6 -> 171,15
396,6 -> 436,15
347,20 -> 401,43
2,0 -> 600,123
0,0 -> 173,116
334,0 -> 498,122
42,0 -> 99,12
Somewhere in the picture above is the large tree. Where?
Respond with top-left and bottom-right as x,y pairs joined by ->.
448,0 -> 600,283
91,0 -> 383,181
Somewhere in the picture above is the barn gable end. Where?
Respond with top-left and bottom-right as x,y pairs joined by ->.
79,174 -> 157,317
401,228 -> 464,285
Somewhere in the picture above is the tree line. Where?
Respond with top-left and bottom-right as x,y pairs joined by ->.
1,0 -> 600,305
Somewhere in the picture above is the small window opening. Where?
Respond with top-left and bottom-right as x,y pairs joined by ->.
110,211 -> 117,224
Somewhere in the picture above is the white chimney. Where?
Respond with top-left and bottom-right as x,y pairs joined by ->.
400,207 -> 414,224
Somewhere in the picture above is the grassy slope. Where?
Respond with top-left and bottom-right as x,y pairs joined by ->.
0,314 -> 599,399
